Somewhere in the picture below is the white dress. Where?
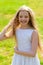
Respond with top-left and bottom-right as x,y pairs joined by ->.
11,28 -> 40,65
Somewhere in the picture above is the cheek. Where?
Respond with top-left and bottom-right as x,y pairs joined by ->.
19,18 -> 22,21
26,18 -> 29,21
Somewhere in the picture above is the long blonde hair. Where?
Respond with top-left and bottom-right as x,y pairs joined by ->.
8,5 -> 41,49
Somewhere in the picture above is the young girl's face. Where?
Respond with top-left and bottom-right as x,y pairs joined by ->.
19,10 -> 30,26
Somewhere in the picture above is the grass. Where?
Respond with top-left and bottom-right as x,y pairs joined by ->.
0,0 -> 43,65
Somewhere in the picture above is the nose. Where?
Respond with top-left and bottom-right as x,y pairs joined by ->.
22,17 -> 25,21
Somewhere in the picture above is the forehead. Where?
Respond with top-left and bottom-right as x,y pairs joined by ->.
19,10 -> 29,15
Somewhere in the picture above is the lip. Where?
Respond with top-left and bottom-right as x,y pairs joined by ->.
21,21 -> 27,23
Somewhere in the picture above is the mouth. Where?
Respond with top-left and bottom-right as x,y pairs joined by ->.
21,21 -> 27,23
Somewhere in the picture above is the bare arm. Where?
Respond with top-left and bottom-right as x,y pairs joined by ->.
0,28 -> 13,41
0,18 -> 16,41
14,30 -> 38,57
0,20 -> 13,41
0,17 -> 19,41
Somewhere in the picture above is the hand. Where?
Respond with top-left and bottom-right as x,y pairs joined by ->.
14,47 -> 19,54
1,24 -> 11,35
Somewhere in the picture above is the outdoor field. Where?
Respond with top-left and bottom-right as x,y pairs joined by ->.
0,0 -> 43,65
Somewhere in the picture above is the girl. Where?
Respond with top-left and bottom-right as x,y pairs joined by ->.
0,5 -> 41,65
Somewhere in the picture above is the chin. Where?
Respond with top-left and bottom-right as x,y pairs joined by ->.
22,23 -> 28,25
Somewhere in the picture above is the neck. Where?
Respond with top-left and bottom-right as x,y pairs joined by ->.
20,24 -> 31,29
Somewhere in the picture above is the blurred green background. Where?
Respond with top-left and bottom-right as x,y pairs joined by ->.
0,0 -> 43,65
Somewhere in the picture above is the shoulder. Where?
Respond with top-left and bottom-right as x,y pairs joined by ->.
31,29 -> 39,45
32,29 -> 38,38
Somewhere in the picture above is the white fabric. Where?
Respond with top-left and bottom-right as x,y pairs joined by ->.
11,29 -> 40,65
